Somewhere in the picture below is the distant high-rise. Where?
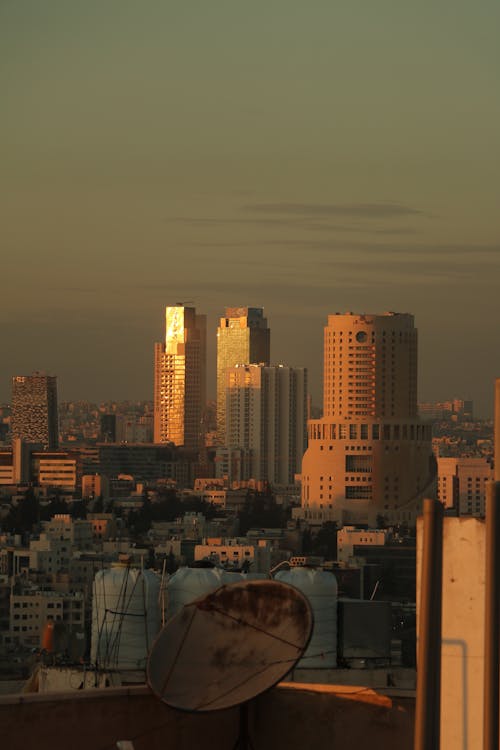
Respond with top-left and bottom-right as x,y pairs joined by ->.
100,414 -> 116,443
216,307 -> 270,443
221,363 -> 307,485
153,305 -> 206,449
299,312 -> 435,525
11,372 -> 59,449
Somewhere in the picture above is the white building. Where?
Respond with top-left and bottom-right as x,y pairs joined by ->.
224,364 -> 307,485
43,515 -> 93,549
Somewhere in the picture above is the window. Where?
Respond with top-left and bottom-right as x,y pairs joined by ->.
345,455 -> 373,473
345,486 -> 373,499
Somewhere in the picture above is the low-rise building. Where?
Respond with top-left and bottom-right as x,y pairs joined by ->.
437,456 -> 493,516
9,589 -> 84,647
194,537 -> 272,573
337,526 -> 390,564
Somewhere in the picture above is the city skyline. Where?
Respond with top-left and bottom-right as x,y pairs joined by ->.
1,3 -> 499,415
1,303 -> 498,419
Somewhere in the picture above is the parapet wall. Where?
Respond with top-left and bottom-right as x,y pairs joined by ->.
0,682 -> 414,750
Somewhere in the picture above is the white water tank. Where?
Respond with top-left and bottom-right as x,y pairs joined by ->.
166,566 -> 222,620
91,566 -> 160,670
276,568 -> 338,668
220,570 -> 244,585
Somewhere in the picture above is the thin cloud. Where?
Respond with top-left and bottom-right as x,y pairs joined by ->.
169,215 -> 420,235
243,201 -> 430,218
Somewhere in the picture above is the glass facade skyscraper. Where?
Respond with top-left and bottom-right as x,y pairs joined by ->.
216,307 -> 270,444
154,306 -> 206,450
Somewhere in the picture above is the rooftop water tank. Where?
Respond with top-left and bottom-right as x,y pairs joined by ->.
275,568 -> 337,668
91,565 -> 160,671
166,566 -> 222,620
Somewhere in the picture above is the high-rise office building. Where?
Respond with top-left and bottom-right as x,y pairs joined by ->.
220,363 -> 307,485
216,307 -> 270,444
11,372 -> 59,449
299,312 -> 435,526
153,305 -> 206,449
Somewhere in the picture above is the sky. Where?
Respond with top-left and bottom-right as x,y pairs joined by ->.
1,1 -> 499,416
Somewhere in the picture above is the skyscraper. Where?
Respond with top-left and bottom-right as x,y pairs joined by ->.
153,305 -> 206,449
299,312 -> 436,526
221,363 -> 307,485
11,372 -> 59,449
216,307 -> 270,444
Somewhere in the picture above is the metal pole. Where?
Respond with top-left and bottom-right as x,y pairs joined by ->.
483,480 -> 500,750
415,497 -> 444,750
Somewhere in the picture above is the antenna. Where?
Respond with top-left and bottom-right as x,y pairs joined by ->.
147,579 -> 313,747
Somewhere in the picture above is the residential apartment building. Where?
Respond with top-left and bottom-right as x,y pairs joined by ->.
224,364 -> 307,485
10,590 -> 84,646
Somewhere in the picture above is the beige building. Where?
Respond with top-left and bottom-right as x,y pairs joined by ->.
10,589 -> 84,646
87,513 -> 117,540
437,456 -> 493,515
82,473 -> 110,499
337,525 -> 390,563
224,364 -> 307,485
153,305 -> 206,449
216,307 -> 270,443
194,537 -> 272,573
36,454 -> 77,490
299,312 -> 435,526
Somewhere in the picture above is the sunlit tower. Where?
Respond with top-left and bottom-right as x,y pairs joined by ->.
216,307 -> 270,444
153,305 -> 206,450
299,312 -> 436,526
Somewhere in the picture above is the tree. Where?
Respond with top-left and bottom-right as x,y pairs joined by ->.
310,522 -> 338,560
4,488 -> 39,533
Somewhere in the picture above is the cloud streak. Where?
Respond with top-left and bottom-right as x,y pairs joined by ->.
169,215 -> 420,236
243,201 -> 431,219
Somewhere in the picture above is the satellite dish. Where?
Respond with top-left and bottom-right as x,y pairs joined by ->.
147,579 -> 313,713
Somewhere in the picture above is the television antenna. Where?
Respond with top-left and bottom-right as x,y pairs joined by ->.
147,579 -> 313,749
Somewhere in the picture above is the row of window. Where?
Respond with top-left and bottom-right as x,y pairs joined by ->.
309,422 -> 431,441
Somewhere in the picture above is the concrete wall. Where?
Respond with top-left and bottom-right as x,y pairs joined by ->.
417,515 -> 485,750
0,682 -> 414,750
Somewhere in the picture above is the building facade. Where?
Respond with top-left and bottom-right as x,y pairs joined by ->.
216,307 -> 270,444
153,306 -> 206,449
11,372 -> 58,449
224,364 -> 307,485
437,456 -> 493,516
299,312 -> 435,526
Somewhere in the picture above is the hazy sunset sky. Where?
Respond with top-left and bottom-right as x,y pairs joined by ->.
2,2 -> 499,415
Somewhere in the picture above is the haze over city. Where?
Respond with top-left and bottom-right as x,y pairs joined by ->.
2,2 -> 499,414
